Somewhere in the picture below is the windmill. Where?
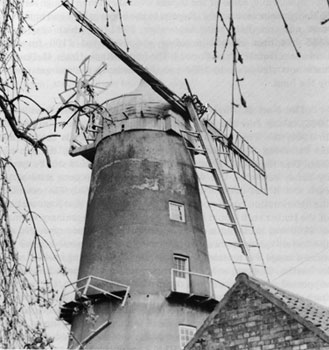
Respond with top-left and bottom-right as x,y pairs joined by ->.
59,2 -> 269,349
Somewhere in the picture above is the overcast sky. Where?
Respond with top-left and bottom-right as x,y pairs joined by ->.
16,0 -> 329,347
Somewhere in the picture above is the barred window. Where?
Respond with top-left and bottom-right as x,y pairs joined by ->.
179,325 -> 196,349
173,255 -> 190,293
174,255 -> 189,278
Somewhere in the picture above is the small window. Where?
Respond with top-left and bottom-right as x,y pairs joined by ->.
169,201 -> 185,222
179,325 -> 196,349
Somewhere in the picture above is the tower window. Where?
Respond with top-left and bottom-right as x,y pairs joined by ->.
169,201 -> 185,222
179,324 -> 196,349
173,255 -> 190,293
174,255 -> 189,277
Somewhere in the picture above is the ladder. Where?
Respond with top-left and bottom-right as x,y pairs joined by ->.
182,99 -> 269,281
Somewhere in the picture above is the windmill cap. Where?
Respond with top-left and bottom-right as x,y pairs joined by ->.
129,79 -> 169,104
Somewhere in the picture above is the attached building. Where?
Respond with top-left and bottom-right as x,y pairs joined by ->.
185,273 -> 329,350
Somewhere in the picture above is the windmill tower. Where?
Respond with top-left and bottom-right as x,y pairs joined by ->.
59,2 -> 269,349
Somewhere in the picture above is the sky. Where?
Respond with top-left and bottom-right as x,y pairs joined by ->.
14,0 -> 329,347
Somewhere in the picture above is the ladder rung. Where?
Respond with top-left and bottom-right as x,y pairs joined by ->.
209,202 -> 228,209
202,184 -> 223,190
216,221 -> 237,228
233,261 -> 252,266
195,165 -> 215,172
212,135 -> 225,140
224,241 -> 243,247
241,225 -> 254,229
181,130 -> 200,137
248,244 -> 260,248
186,146 -> 207,155
218,152 -> 229,155
228,187 -> 242,191
234,206 -> 247,210
223,169 -> 235,174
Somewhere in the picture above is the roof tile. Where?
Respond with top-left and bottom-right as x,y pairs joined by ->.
247,275 -> 329,335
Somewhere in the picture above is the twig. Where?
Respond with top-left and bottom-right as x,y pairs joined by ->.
273,0 -> 301,57
213,0 -> 221,62
117,0 -> 129,52
0,96 -> 52,167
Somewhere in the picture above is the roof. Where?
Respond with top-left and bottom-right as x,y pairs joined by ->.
185,273 -> 329,349
245,274 -> 329,337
